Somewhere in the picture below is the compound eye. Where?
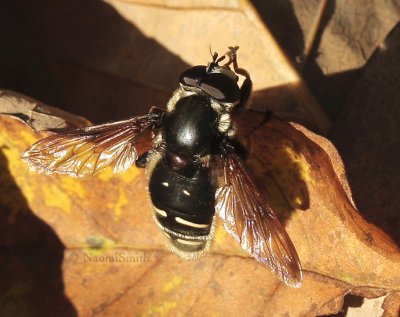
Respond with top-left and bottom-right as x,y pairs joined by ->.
200,73 -> 240,103
179,66 -> 207,87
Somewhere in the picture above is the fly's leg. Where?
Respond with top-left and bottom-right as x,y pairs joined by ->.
135,106 -> 165,168
223,46 -> 252,110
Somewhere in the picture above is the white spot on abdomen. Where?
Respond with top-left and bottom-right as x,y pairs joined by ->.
154,206 -> 167,217
175,217 -> 209,228
176,238 -> 204,246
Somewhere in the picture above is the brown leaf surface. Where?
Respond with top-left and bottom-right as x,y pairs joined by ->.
249,0 -> 400,120
254,0 -> 399,73
1,92 -> 400,316
330,23 -> 400,273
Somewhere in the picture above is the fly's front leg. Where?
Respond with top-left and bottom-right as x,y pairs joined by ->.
224,46 -> 252,110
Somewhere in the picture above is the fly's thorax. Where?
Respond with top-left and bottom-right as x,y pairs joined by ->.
166,86 -> 236,139
162,94 -> 219,157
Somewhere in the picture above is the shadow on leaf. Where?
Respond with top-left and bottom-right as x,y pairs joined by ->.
0,147 -> 77,316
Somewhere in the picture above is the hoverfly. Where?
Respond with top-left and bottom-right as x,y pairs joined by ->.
22,47 -> 303,287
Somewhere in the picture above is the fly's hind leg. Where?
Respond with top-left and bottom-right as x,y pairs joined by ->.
135,106 -> 165,168
135,152 -> 150,168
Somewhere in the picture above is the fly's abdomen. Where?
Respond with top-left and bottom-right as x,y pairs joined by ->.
149,158 -> 215,258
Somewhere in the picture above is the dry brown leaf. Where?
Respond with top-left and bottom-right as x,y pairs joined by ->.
1,91 -> 399,316
330,23 -> 400,267
309,1 -> 399,75
249,1 -> 400,121
252,0 -> 399,73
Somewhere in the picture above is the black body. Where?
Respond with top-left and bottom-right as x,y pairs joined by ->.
149,95 -> 222,254
147,57 -> 243,256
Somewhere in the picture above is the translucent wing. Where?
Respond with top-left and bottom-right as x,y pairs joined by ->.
22,114 -> 160,177
215,153 -> 303,287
